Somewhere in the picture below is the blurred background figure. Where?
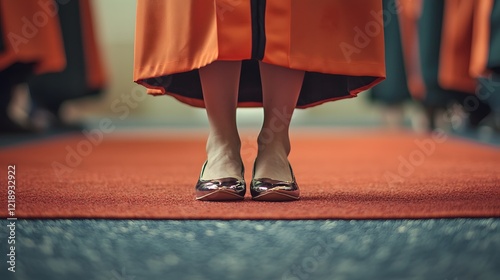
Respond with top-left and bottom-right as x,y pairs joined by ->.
0,0 -> 105,134
470,0 -> 500,134
0,0 -> 65,133
28,0 -> 106,131
372,0 -> 499,137
369,0 -> 416,131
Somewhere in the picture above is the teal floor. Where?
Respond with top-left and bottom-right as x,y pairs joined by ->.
1,219 -> 499,280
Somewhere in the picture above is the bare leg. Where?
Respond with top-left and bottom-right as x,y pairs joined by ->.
255,62 -> 305,180
199,61 -> 243,179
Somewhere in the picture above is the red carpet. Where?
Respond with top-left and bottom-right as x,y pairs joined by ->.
1,129 -> 499,219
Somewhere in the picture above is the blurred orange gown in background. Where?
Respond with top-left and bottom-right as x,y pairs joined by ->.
0,0 -> 65,74
397,0 -> 497,99
0,0 -> 105,84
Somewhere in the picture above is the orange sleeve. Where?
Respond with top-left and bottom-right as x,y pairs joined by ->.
79,0 -> 106,89
438,0 -> 476,93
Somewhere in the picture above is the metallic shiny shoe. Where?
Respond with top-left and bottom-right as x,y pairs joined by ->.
250,162 -> 300,201
195,161 -> 246,201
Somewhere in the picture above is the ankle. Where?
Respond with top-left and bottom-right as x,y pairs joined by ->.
207,131 -> 241,150
253,150 -> 293,181
206,152 -> 243,166
206,144 -> 241,167
257,133 -> 290,156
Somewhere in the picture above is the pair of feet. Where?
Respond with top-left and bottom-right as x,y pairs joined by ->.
195,135 -> 300,201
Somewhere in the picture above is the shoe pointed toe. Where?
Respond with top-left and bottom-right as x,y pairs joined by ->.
195,178 -> 246,201
195,161 -> 246,201
250,162 -> 300,201
250,178 -> 300,201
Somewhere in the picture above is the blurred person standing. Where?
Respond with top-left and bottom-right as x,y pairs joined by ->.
469,0 -> 500,132
369,0 -> 413,129
0,0 -> 65,133
28,0 -> 107,131
397,0 -> 493,132
0,0 -> 106,134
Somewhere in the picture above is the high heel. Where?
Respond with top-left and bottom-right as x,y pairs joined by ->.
195,161 -> 246,201
250,161 -> 300,201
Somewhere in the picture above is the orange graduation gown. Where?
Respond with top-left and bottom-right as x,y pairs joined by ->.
134,0 -> 386,108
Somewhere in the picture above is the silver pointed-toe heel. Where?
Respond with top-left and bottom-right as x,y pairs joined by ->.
250,162 -> 300,201
195,161 -> 246,201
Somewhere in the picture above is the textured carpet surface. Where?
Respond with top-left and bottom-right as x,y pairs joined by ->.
1,130 -> 499,219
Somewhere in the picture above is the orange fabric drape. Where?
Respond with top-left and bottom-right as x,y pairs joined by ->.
79,0 -> 106,90
470,0 -> 495,78
264,0 -> 385,78
438,0 -> 477,93
134,0 -> 222,88
397,0 -> 426,99
134,0 -> 386,98
0,0 -> 65,74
